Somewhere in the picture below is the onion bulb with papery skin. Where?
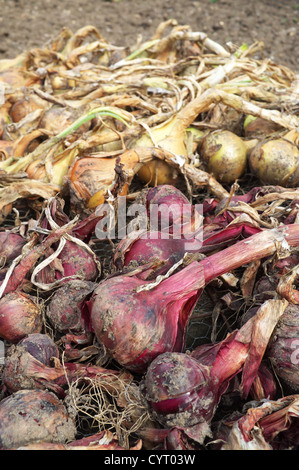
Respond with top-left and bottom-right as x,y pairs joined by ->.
0,389 -> 76,449
142,352 -> 216,429
144,184 -> 198,236
142,299 -> 287,447
249,138 -> 299,187
2,333 -> 60,393
0,231 -> 26,266
0,292 -> 42,343
35,239 -> 100,286
90,224 -> 299,373
137,160 -> 180,186
267,304 -> 299,392
9,93 -> 47,123
200,130 -> 247,184
88,261 -> 203,373
46,280 -> 96,333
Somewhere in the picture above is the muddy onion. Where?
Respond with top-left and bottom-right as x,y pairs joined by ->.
88,261 -> 202,373
267,304 -> 299,391
249,138 -> 299,187
142,352 -> 216,428
0,292 -> 42,343
46,280 -> 96,333
36,239 -> 100,285
0,389 -> 76,449
2,333 -> 60,393
200,130 -> 247,184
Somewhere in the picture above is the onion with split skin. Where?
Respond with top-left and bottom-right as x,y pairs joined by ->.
0,389 -> 76,449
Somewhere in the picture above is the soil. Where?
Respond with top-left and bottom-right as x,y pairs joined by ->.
0,0 -> 298,72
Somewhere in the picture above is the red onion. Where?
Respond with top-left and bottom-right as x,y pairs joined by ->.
88,261 -> 202,373
114,222 -> 261,278
142,351 -> 216,427
113,230 -> 193,278
2,331 -> 133,396
90,224 -> 299,373
0,232 -> 26,266
0,291 -> 42,343
2,333 -> 60,393
30,198 -> 101,287
144,185 -> 200,236
142,299 -> 287,446
145,185 -> 190,217
49,239 -> 99,283
46,280 -> 96,333
267,304 -> 299,392
0,219 -> 81,296
0,389 -> 76,449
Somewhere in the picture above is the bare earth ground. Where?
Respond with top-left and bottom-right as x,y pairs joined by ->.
0,0 -> 298,72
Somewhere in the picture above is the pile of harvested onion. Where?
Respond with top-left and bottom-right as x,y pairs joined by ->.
0,20 -> 298,451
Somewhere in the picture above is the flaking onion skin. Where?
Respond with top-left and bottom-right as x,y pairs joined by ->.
0,231 -> 26,266
249,138 -> 299,187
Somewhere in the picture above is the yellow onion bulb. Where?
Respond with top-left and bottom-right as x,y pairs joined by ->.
137,160 -> 180,186
9,95 -> 46,123
200,130 -> 247,184
249,138 -> 299,187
